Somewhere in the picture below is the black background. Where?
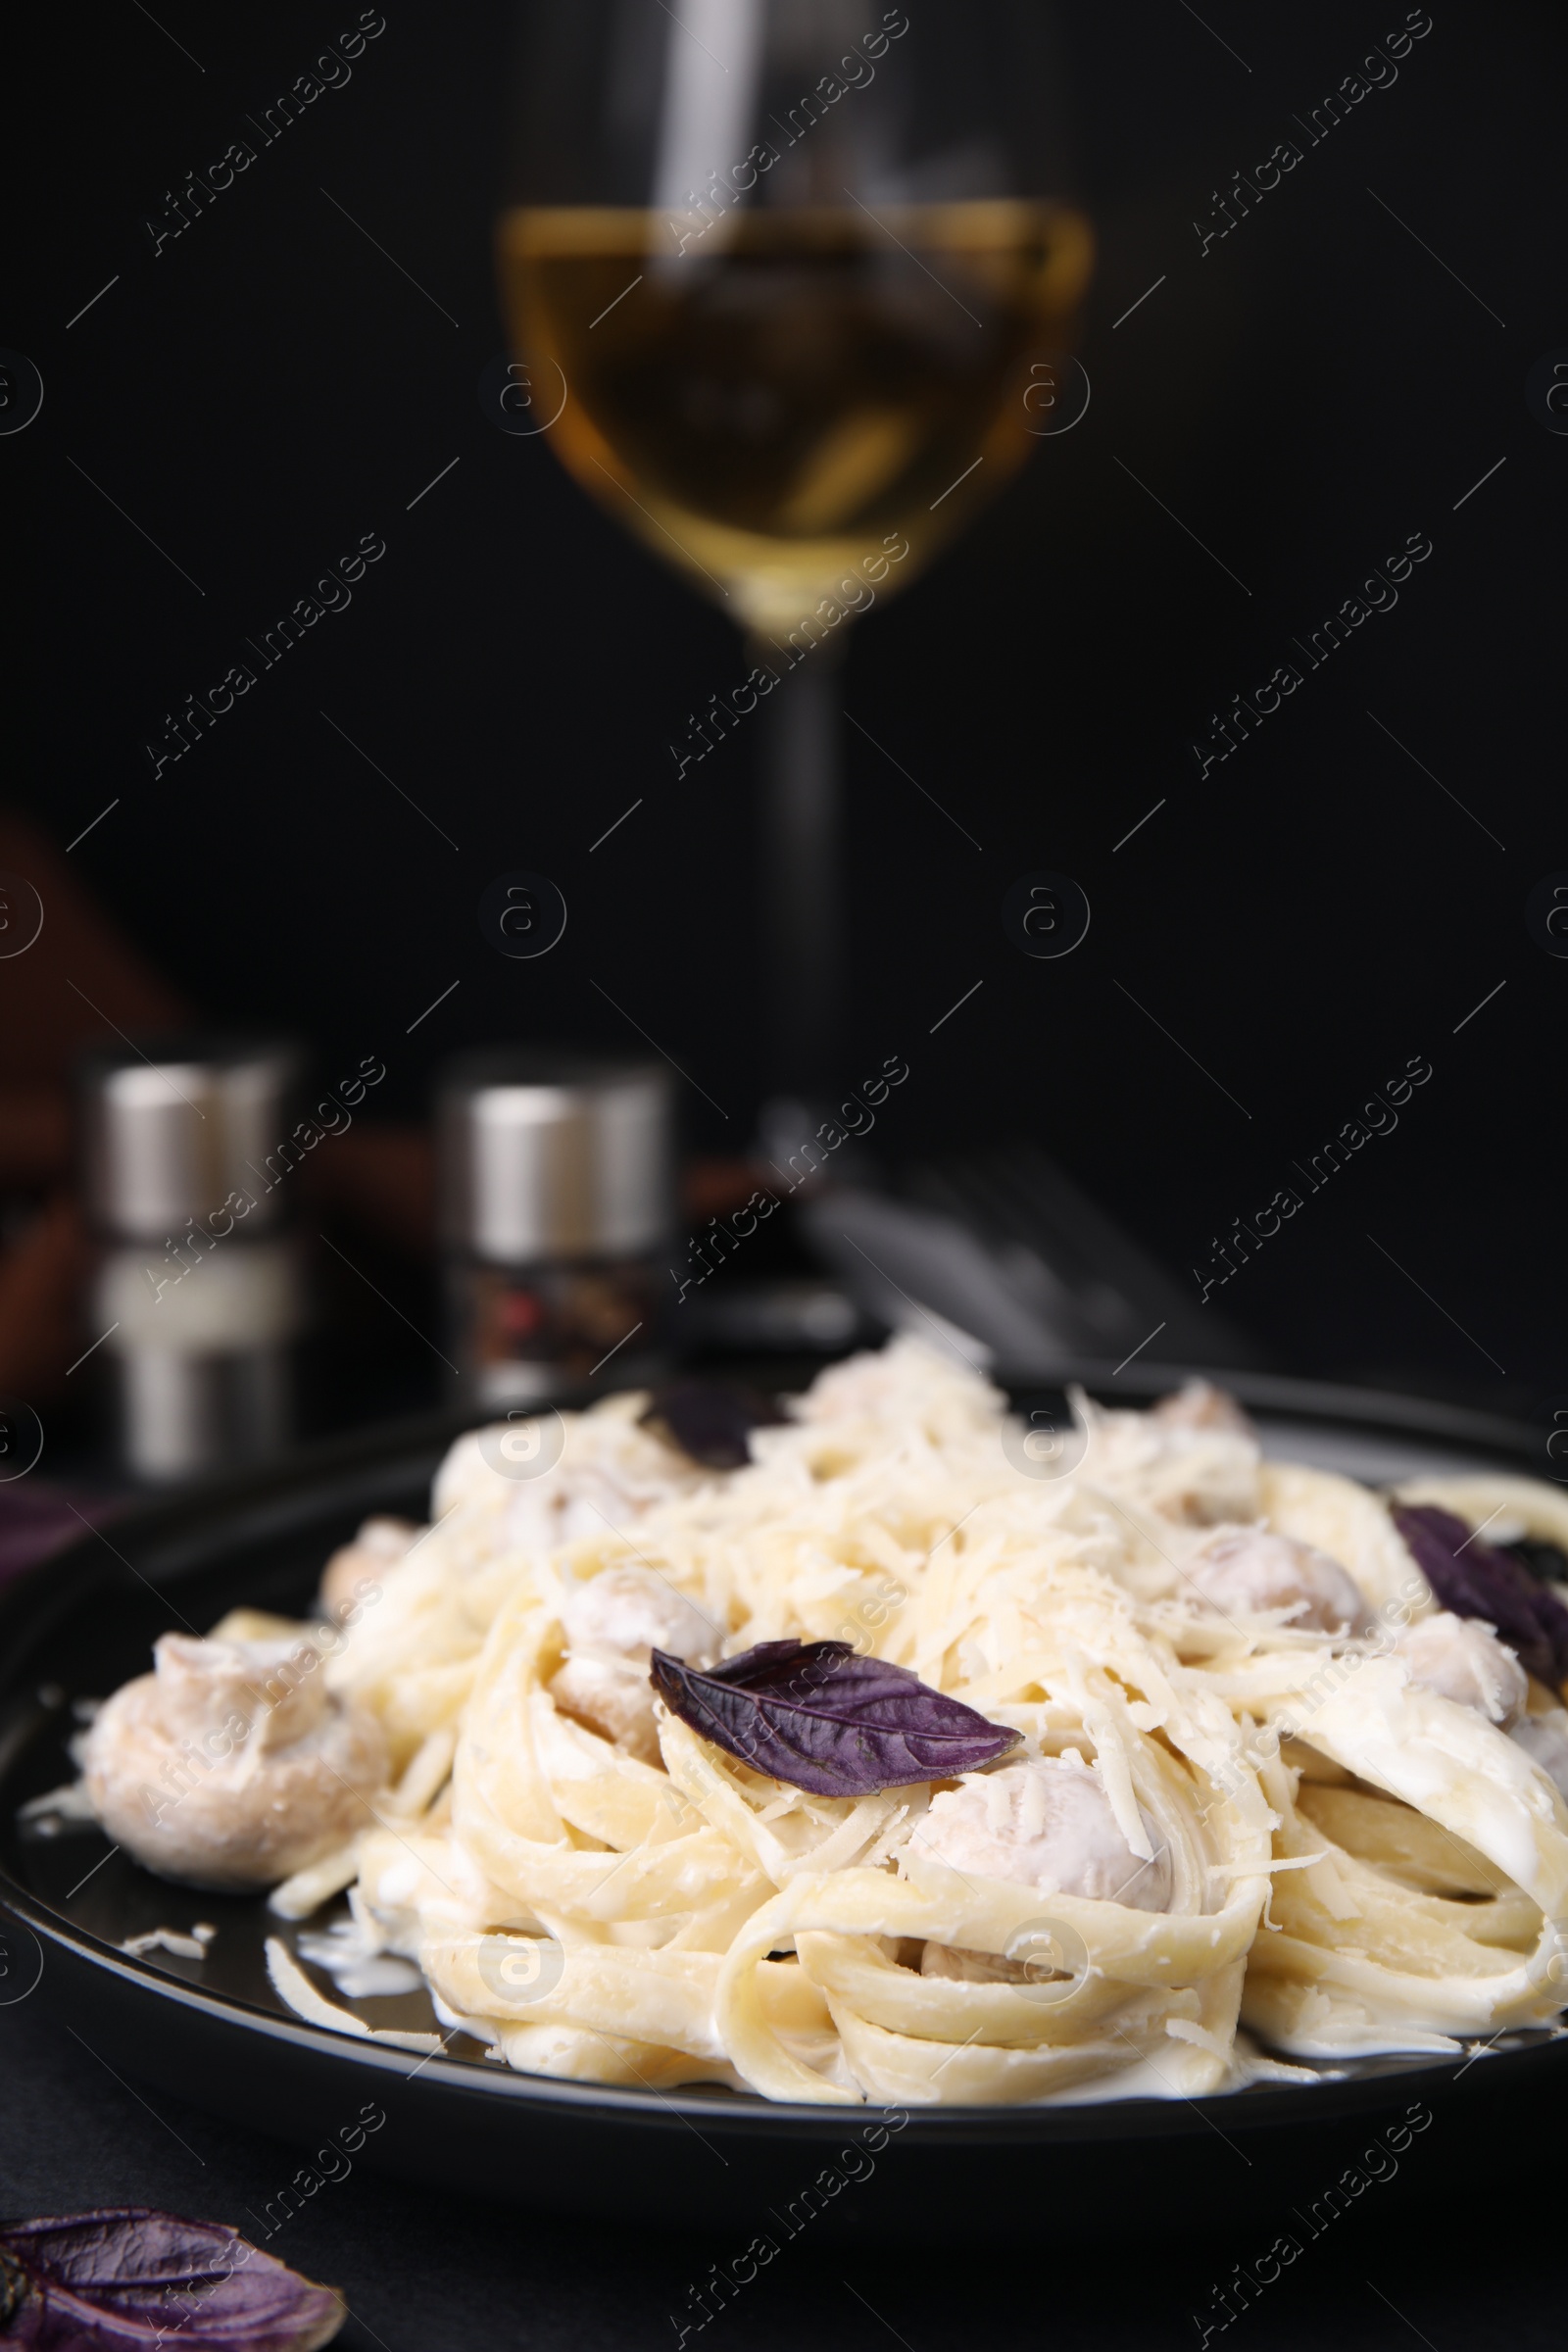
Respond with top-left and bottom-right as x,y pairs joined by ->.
6,0 -> 1566,1408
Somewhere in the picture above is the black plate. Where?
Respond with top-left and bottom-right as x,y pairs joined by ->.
3,1369 -> 1564,2237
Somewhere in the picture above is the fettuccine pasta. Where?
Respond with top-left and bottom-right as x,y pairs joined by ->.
90,1339 -> 1568,2104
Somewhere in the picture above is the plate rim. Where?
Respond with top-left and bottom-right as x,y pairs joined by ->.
13,1879 -> 1558,2146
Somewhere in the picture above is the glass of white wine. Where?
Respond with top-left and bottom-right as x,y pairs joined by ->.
498,0 -> 1093,1117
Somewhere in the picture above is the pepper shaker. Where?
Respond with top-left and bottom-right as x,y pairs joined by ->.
438,1047 -> 672,1407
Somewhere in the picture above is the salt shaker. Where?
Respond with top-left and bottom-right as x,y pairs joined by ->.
79,1038 -> 306,1482
438,1047 -> 672,1407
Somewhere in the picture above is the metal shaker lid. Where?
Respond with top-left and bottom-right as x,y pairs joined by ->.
439,1047 -> 672,1261
80,1037 -> 304,1239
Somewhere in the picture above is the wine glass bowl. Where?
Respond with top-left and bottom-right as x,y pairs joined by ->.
497,0 -> 1093,640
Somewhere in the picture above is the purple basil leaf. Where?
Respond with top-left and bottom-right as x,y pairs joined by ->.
1393,1504 -> 1568,1686
639,1379 -> 784,1471
650,1638 -> 1019,1795
0,2209 -> 344,2351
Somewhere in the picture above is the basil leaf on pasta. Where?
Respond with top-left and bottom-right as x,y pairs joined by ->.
649,1637 -> 1019,1794
639,1379 -> 784,1470
1393,1503 -> 1568,1684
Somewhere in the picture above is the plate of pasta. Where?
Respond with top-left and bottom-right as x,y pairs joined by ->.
5,1340 -> 1568,2229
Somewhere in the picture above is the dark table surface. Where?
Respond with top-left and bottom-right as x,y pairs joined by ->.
1,1995 -> 1558,2352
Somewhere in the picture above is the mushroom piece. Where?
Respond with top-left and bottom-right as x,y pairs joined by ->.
1182,1526 -> 1373,1635
547,1565 -> 716,1764
917,1755 -> 1171,1983
430,1399 -> 706,1564
318,1516 -> 422,1624
1394,1611 -> 1528,1728
83,1632 -> 387,1891
1150,1380 -> 1255,1438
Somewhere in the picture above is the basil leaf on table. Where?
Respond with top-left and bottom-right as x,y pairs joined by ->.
0,2208 -> 344,2350
650,1637 -> 1019,1795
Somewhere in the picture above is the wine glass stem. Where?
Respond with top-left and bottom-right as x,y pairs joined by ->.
752,632 -> 847,1111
